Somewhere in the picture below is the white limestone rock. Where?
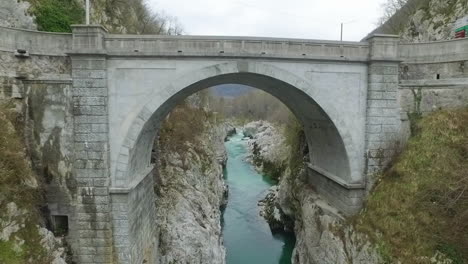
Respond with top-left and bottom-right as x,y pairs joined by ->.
0,0 -> 36,30
277,169 -> 382,264
0,202 -> 67,263
154,120 -> 232,264
400,0 -> 468,42
243,120 -> 289,171
244,120 -> 383,263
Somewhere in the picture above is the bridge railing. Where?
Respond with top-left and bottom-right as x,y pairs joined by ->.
399,38 -> 468,63
104,35 -> 370,61
0,26 -> 72,56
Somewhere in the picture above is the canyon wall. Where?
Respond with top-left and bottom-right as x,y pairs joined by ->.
152,100 -> 233,264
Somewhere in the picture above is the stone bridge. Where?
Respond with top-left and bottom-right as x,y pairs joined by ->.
1,24 -> 468,264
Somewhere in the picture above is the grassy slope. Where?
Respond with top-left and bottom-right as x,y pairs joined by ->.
356,109 -> 468,263
0,103 -> 51,264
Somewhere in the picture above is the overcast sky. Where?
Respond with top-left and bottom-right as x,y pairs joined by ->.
148,0 -> 387,41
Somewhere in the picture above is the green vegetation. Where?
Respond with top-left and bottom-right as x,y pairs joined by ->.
356,108 -> 468,263
30,0 -> 84,32
24,0 -> 182,34
284,118 -> 307,176
157,100 -> 218,171
0,102 -> 41,210
0,102 -> 52,263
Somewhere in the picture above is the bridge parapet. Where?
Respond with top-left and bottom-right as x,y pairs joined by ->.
104,34 -> 369,61
0,25 -> 71,55
399,38 -> 468,63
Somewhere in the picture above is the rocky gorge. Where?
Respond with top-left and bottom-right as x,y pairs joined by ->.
243,120 -> 383,264
151,96 -> 235,264
0,0 -> 467,262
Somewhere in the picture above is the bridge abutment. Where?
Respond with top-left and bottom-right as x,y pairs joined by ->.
109,167 -> 158,264
70,25 -> 114,264
365,34 -> 402,188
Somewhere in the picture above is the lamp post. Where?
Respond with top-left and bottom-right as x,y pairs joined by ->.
340,20 -> 357,41
340,23 -> 343,41
86,0 -> 90,25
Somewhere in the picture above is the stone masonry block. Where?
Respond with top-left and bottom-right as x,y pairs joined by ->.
72,59 -> 106,70
93,187 -> 109,196
91,124 -> 108,133
75,133 -> 108,142
383,91 -> 397,99
84,160 -> 107,170
74,115 -> 108,124
78,213 -> 110,222
383,75 -> 398,83
367,99 -> 391,108
87,151 -> 106,160
75,142 -> 107,151
75,151 -> 88,159
76,204 -> 110,213
382,108 -> 398,116
73,105 -> 107,116
75,168 -> 107,178
78,230 -> 112,238
76,221 -> 111,231
73,79 -> 107,88
368,91 -> 383,99
73,88 -> 107,97
366,116 -> 384,125
93,178 -> 110,187
383,66 -> 398,75
369,75 -> 384,83
366,124 -> 382,133
75,124 -> 92,133
382,125 -> 398,133
79,254 -> 112,263
73,96 -> 107,106
367,108 -> 383,117
72,70 -> 106,79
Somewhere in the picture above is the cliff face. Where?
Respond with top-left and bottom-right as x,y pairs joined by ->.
375,0 -> 468,42
0,104 -> 67,264
0,0 -> 178,34
400,0 -> 468,42
243,120 -> 381,264
277,169 -> 381,264
152,99 -> 232,264
0,0 -> 36,29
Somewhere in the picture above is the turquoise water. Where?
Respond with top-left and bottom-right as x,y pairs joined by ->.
222,133 -> 295,264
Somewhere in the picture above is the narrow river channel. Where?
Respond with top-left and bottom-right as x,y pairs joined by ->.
222,132 -> 295,264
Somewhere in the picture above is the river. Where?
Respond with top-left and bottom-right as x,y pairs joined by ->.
222,132 -> 295,264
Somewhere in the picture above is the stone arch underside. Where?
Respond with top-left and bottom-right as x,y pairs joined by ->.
114,62 -> 363,188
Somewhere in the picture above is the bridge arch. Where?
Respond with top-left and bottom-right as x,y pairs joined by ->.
113,61 -> 362,188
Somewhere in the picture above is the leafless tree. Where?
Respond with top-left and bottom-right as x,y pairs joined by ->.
377,0 -> 426,34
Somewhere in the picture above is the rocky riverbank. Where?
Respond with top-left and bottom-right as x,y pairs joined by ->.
242,120 -> 382,264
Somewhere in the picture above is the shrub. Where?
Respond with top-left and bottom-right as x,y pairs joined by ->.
32,0 -> 84,32
356,108 -> 468,263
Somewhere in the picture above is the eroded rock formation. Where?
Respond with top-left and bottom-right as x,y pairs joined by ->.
152,98 -> 234,264
244,120 -> 382,264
